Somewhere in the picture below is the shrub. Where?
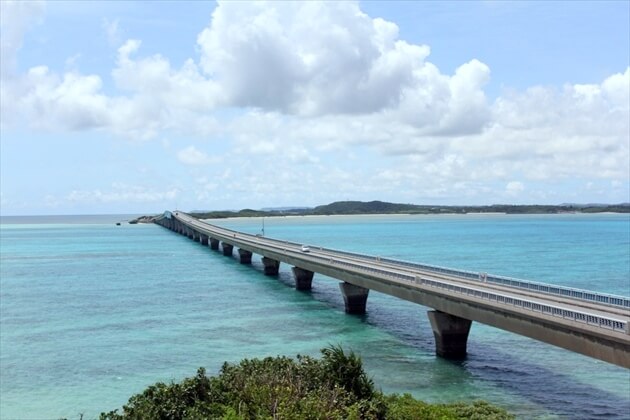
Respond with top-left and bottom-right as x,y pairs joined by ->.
100,346 -> 512,420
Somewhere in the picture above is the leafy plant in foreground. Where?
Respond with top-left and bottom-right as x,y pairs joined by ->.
100,346 -> 513,420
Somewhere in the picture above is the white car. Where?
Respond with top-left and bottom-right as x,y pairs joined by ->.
301,245 -> 310,253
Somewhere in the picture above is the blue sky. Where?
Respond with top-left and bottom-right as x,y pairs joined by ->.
1,0 -> 628,215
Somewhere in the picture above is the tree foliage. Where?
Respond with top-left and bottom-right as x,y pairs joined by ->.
100,346 -> 513,420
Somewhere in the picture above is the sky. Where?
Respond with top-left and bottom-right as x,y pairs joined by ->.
1,0 -> 629,215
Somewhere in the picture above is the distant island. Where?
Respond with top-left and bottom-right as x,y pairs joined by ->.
185,200 -> 630,219
128,201 -> 629,223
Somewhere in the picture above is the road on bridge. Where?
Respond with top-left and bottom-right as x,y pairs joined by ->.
157,211 -> 630,368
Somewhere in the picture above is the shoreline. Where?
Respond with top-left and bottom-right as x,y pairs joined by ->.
199,211 -> 630,222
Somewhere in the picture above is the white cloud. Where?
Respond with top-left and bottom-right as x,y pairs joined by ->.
195,0 -> 490,134
1,0 -> 628,207
482,68 -> 630,181
102,17 -> 122,47
21,67 -> 111,131
0,0 -> 45,77
66,183 -> 179,203
177,146 -> 219,166
506,181 -> 525,196
2,37 -> 223,139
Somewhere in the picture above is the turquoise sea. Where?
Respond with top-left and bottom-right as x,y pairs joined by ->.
1,213 -> 629,419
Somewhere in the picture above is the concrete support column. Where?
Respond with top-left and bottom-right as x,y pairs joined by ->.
187,228 -> 194,239
292,267 -> 314,291
427,310 -> 472,359
339,282 -> 369,314
192,230 -> 199,241
238,249 -> 253,264
209,238 -> 220,250
261,257 -> 280,276
200,234 -> 209,246
222,243 -> 234,256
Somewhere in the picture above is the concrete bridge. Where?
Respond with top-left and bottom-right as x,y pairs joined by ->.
155,211 -> 630,368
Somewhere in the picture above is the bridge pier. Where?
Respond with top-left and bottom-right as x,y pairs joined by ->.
261,257 -> 280,275
200,234 -> 208,246
427,310 -> 472,359
339,282 -> 369,314
222,243 -> 234,256
209,238 -> 220,250
238,249 -> 252,264
187,228 -> 194,239
192,230 -> 199,241
292,267 -> 314,290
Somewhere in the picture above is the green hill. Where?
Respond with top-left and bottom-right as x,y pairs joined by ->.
312,200 -> 421,214
185,201 -> 629,220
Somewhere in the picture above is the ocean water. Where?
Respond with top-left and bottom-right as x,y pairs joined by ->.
1,213 -> 629,419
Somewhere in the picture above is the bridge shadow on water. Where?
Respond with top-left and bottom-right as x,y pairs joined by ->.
451,348 -> 628,419
365,297 -> 630,420
283,274 -> 628,419
198,242 -> 628,419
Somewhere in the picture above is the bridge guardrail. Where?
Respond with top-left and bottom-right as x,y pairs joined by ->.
418,277 -> 629,334
318,245 -> 630,309
174,214 -> 630,310
295,249 -> 629,335
167,214 -> 629,335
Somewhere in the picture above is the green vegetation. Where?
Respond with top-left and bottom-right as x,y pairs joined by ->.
130,200 -> 629,223
186,200 -> 629,219
100,346 -> 513,420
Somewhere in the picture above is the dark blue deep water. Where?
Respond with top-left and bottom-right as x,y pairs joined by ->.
1,214 -> 629,419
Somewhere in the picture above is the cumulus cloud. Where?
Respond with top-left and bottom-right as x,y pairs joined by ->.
19,66 -> 111,131
0,0 -> 45,77
1,0 -> 628,206
2,37 -> 223,139
0,0 -> 529,142
481,68 -> 630,181
196,0 -> 490,133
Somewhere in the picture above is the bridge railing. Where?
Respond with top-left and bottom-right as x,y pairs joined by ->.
178,214 -> 630,309
171,215 -> 629,334
318,245 -> 630,309
298,250 -> 629,335
321,256 -> 417,282
418,277 -> 629,334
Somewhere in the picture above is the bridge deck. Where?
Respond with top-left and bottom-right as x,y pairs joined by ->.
158,212 -> 630,368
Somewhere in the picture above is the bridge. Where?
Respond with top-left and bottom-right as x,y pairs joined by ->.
154,211 -> 630,368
